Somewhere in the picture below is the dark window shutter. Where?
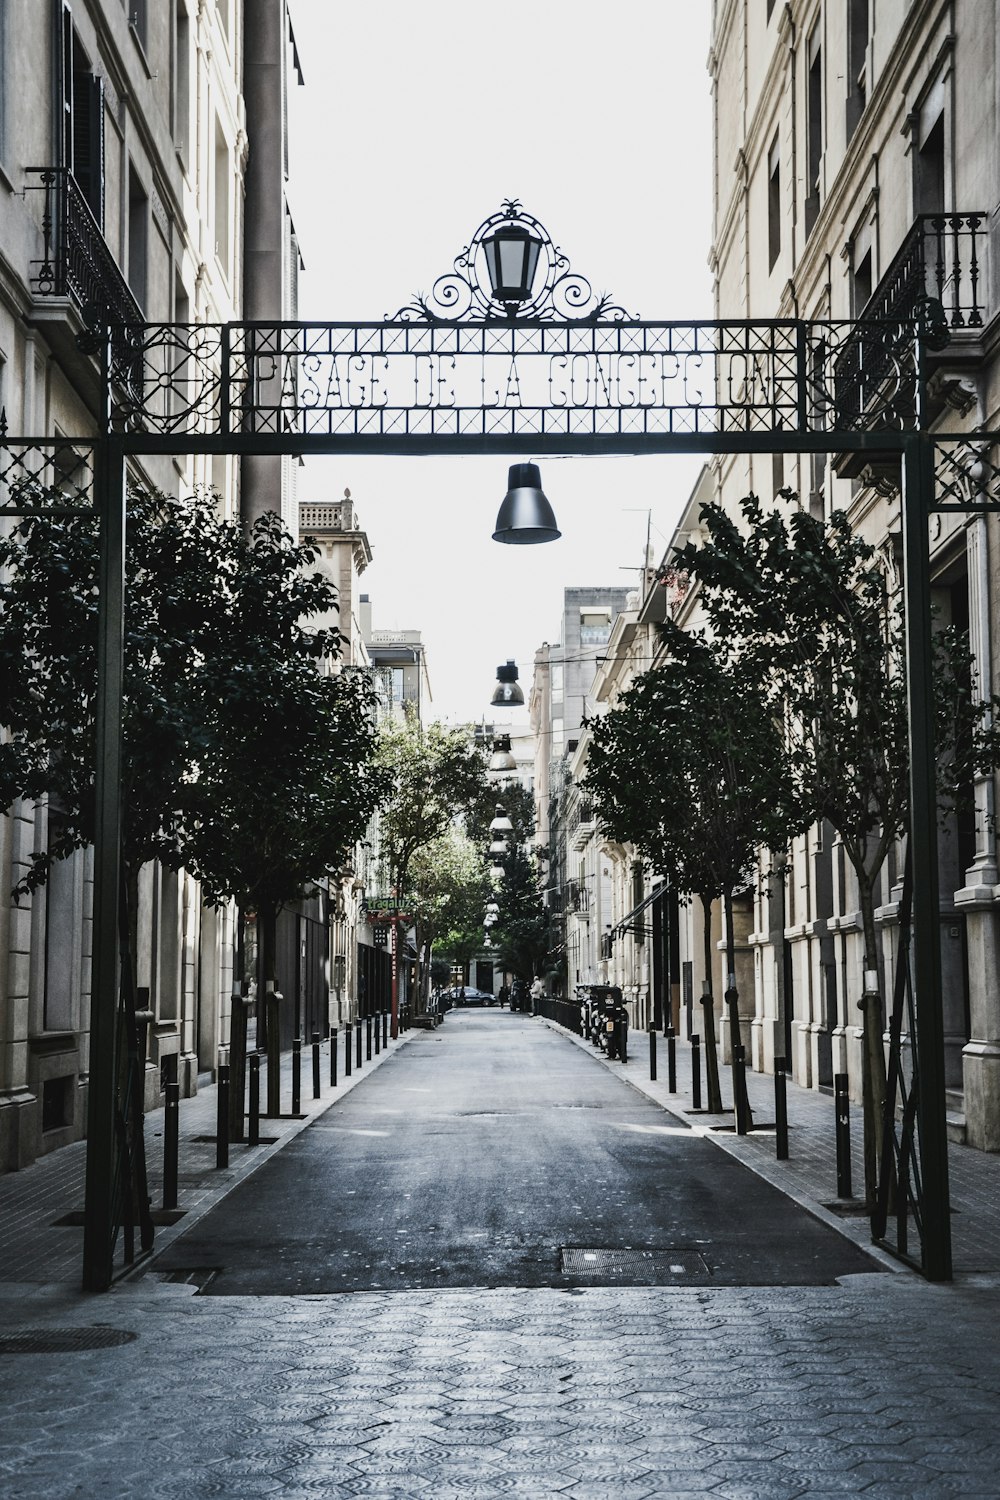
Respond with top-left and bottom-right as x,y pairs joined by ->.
73,72 -> 105,228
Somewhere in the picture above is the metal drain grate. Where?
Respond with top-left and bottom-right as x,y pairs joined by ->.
561,1247 -> 711,1280
158,1267 -> 220,1291
0,1327 -> 138,1354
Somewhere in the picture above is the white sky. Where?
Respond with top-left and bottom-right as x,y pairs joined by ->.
288,1 -> 714,726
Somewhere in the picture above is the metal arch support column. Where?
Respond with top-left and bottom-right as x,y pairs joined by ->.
901,431 -> 952,1282
82,434 -> 127,1292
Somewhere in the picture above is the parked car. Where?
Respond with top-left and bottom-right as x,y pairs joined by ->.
444,986 -> 495,1007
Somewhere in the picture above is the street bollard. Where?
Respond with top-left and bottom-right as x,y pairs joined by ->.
835,1073 -> 853,1198
734,1045 -> 749,1135
345,1019 -> 352,1077
356,1018 -> 363,1070
667,1025 -> 677,1093
163,1081 -> 179,1210
292,1033 -> 302,1115
383,1010 -> 388,1049
216,1064 -> 230,1169
374,1012 -> 381,1055
330,1027 -> 338,1088
774,1056 -> 789,1160
648,1025 -> 657,1081
692,1034 -> 702,1110
249,1053 -> 261,1146
312,1031 -> 321,1100
366,1015 -> 373,1061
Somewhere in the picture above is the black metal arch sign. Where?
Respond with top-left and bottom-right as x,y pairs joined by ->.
103,200 -> 923,455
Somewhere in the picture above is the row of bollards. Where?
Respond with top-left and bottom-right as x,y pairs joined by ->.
162,1013 -> 391,1211
644,1021 -> 856,1192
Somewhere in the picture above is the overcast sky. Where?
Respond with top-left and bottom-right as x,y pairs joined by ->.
288,0 -> 714,726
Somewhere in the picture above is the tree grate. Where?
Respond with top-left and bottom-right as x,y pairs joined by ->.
0,1327 -> 138,1353
560,1247 -> 711,1280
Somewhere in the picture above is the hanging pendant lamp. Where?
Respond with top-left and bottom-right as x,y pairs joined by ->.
491,661 -> 524,706
492,463 -> 561,545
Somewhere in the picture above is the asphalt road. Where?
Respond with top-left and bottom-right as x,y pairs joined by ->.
154,1011 -> 877,1295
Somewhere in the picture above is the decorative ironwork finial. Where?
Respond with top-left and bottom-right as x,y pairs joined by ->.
0,406 -> 7,442
390,201 -> 636,324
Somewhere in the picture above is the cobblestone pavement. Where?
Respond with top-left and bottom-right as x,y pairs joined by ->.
4,1015 -> 1000,1497
2,1274 -> 1000,1498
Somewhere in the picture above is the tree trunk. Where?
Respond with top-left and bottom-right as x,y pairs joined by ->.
701,894 -> 724,1113
723,886 -> 753,1130
857,871 -> 887,1209
229,904 -> 246,1143
258,900 -> 282,1118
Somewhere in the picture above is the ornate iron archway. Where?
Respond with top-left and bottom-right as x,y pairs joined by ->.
5,200 -> 997,1289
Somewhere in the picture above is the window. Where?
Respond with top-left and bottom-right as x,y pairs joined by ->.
915,112 -> 945,216
214,117 -> 230,272
772,451 -> 784,496
846,0 -> 869,141
127,163 -> 148,309
59,5 -> 105,228
767,134 -> 781,271
805,27 -> 823,236
129,0 -> 148,51
580,610 -> 611,646
851,247 -> 872,317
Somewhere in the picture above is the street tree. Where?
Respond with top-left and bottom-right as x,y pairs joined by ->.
583,630 -> 799,1118
374,719 -> 488,902
489,844 -> 551,984
673,491 -> 1000,1194
407,827 -> 492,1009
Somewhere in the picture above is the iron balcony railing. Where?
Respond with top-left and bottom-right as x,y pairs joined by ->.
835,212 -> 987,430
27,167 -> 143,376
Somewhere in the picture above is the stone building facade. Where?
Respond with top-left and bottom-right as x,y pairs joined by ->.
0,0 -> 298,1171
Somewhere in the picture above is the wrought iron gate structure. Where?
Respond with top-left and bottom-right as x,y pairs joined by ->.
4,201 -> 998,1290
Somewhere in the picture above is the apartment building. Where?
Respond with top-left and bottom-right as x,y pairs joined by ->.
0,1 -> 298,1170
704,0 -> 1000,1146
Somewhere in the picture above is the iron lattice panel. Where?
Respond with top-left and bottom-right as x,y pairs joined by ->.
933,435 -> 1000,511
107,319 -> 921,443
0,439 -> 96,516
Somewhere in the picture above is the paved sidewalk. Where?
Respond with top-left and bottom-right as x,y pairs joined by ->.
0,1021 -> 411,1288
543,1017 -> 1000,1279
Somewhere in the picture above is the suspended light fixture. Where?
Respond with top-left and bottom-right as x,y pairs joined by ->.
491,660 -> 524,706
489,804 -> 514,835
489,735 -> 517,771
492,463 -> 561,545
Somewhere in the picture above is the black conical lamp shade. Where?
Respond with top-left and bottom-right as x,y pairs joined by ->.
492,463 -> 561,545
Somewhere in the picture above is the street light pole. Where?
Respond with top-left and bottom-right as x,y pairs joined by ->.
82,431 -> 126,1293
901,428 -> 952,1281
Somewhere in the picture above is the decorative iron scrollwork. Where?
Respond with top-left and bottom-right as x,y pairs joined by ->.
389,200 -> 637,324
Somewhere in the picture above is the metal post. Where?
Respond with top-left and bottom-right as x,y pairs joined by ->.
374,1011 -> 381,1055
691,1034 -> 702,1110
902,432 -> 952,1281
330,1027 -> 338,1088
366,1014 -> 372,1061
667,1025 -> 677,1093
648,1026 -> 657,1081
311,1031 -> 321,1099
216,1062 -> 230,1169
292,1033 -> 302,1115
356,1017 -> 363,1069
83,433 -> 126,1293
734,1045 -> 749,1135
835,1073 -> 852,1199
383,1009 -> 388,1049
249,1053 -> 260,1145
344,1019 -> 352,1077
162,1082 -> 179,1210
774,1056 -> 789,1161
265,988 -> 281,1117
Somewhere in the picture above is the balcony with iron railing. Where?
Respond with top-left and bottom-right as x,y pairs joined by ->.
567,798 -> 596,851
26,167 -> 144,405
833,212 -> 988,469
